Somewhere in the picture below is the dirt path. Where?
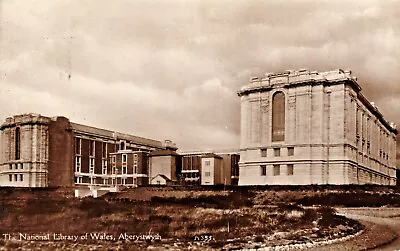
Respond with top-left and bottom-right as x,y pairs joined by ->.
305,208 -> 399,251
339,211 -> 400,251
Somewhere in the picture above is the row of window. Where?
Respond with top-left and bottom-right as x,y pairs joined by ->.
181,173 -> 200,178
75,138 -> 134,157
260,164 -> 294,176
9,163 -> 24,170
9,174 -> 24,182
261,147 -> 294,157
75,176 -> 137,185
75,156 -> 138,174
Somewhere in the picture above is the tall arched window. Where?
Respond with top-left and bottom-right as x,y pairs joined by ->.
15,127 -> 21,160
272,92 -> 285,141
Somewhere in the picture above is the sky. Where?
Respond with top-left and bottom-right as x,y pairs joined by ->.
0,0 -> 399,151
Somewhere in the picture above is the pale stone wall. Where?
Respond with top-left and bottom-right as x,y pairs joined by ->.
0,114 -> 51,187
238,69 -> 397,186
201,157 -> 215,185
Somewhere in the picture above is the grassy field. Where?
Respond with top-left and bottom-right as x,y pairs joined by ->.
0,186 -> 380,250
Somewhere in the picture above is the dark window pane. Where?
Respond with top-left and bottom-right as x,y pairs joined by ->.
15,127 -> 21,160
260,165 -> 267,176
272,92 -> 285,141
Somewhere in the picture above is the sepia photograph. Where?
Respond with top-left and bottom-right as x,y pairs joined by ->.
0,0 -> 400,250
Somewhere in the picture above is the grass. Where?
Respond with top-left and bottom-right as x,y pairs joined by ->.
1,185 -> 385,249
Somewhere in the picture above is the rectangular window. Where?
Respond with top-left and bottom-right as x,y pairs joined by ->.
102,160 -> 107,175
75,138 -> 81,155
122,178 -> 126,185
287,164 -> 294,175
9,174 -> 12,182
76,177 -> 82,183
102,142 -> 107,158
14,174 -> 18,181
89,158 -> 95,173
122,166 -> 127,175
89,140 -> 95,157
120,141 -> 126,151
9,164 -> 12,170
287,147 -> 294,156
134,165 -> 137,174
260,165 -> 267,176
205,160 -> 211,166
273,165 -> 280,176
103,178 -> 108,185
274,148 -> 280,157
112,167 -> 116,175
113,156 -> 116,163
20,174 -> 23,182
205,171 -> 211,177
261,149 -> 267,157
122,154 -> 127,163
15,127 -> 21,160
75,157 -> 81,173
20,163 -> 23,169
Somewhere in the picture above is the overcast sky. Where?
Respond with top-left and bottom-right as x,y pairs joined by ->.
0,0 -> 399,150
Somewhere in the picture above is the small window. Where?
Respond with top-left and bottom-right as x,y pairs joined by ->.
205,171 -> 211,177
122,154 -> 127,163
134,165 -> 137,174
274,148 -> 280,157
20,163 -> 23,169
9,174 -> 12,182
14,174 -> 18,181
120,141 -> 126,151
205,160 -> 211,166
157,180 -> 161,185
75,156 -> 82,173
20,174 -> 23,181
261,149 -> 267,157
260,165 -> 267,176
287,147 -> 294,156
122,166 -> 127,175
273,165 -> 280,176
9,164 -> 12,170
89,158 -> 95,173
287,164 -> 294,175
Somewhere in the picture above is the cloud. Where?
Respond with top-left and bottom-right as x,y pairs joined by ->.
1,0 -> 399,150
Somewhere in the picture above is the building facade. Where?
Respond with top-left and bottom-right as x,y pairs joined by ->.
149,148 -> 181,185
238,69 -> 397,186
0,114 -> 172,187
180,150 -> 240,186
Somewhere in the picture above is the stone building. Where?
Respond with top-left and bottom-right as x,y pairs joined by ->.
0,113 -> 174,187
238,69 -> 397,186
